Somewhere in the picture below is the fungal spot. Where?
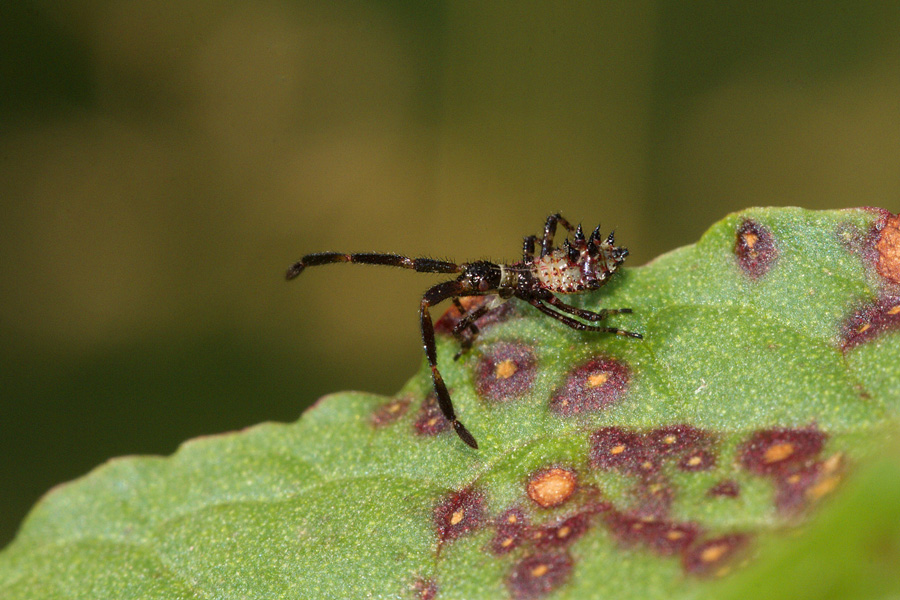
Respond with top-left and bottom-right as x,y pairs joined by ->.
550,358 -> 630,416
822,452 -> 844,474
734,219 -> 777,279
507,552 -> 573,600
807,474 -> 841,500
604,511 -> 699,556
495,359 -> 517,379
589,427 -> 653,474
679,450 -> 716,472
683,534 -> 749,576
370,396 -> 411,428
707,480 -> 741,498
647,425 -> 710,457
534,513 -> 590,549
413,394 -> 450,437
527,467 -> 578,509
587,372 -> 609,387
876,212 -> 900,284
433,489 -> 485,543
490,508 -> 529,555
629,477 -> 674,520
740,427 -> 827,476
763,442 -> 795,464
841,296 -> 900,350
476,342 -> 537,403
775,458 -> 844,514
412,577 -> 437,600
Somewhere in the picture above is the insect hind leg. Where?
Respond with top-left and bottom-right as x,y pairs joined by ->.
543,295 -> 633,322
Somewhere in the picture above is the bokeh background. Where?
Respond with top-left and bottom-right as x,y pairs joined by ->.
2,1 -> 899,547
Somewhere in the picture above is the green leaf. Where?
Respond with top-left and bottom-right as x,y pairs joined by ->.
2,207 -> 899,599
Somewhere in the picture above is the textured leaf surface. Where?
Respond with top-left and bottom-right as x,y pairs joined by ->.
2,207 -> 899,599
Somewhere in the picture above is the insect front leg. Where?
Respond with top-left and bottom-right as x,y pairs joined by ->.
421,281 -> 479,449
450,298 -> 488,360
286,252 -> 460,279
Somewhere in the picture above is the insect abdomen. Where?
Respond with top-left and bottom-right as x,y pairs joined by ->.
534,253 -> 587,293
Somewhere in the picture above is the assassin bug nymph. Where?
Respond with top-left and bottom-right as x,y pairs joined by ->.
286,214 -> 641,449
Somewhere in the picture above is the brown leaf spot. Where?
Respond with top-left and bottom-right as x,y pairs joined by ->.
707,480 -> 741,498
678,450 -> 716,472
413,394 -> 450,437
527,467 -> 578,509
370,396 -> 411,428
841,295 -> 900,351
629,478 -> 675,520
412,577 -> 437,600
433,489 -> 485,543
476,342 -> 537,403
740,427 -> 827,476
775,458 -> 844,515
734,219 -> 777,279
683,534 -> 750,576
876,212 -> 900,284
490,508 -> 529,555
507,552 -> 573,600
550,358 -> 630,416
604,511 -> 700,556
646,424 -> 710,457
495,359 -> 517,379
533,513 -> 591,550
589,427 -> 655,474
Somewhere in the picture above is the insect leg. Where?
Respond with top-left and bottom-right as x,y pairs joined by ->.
451,301 -> 493,360
542,294 -> 633,322
286,252 -> 461,280
421,280 -> 480,448
522,235 -> 538,262
525,298 -> 642,339
540,214 -> 576,257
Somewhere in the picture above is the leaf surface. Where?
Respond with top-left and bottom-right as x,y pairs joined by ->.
2,207 -> 899,599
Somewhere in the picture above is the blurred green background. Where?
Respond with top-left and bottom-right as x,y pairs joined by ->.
2,1 -> 899,548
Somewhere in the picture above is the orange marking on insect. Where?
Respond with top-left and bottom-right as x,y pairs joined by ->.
450,509 -> 465,526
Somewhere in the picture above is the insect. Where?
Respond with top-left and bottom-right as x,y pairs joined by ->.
286,214 -> 641,449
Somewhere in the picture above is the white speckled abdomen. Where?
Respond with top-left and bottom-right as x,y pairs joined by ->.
534,251 -> 586,293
